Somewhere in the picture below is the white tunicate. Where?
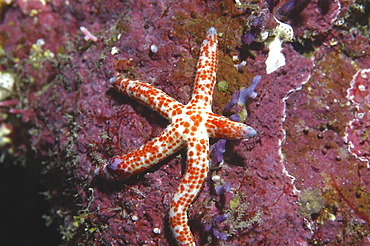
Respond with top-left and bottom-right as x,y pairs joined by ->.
0,72 -> 15,100
150,44 -> 158,53
36,38 -> 45,47
357,112 -> 364,119
275,20 -> 294,42
265,18 -> 294,74
0,123 -> 11,147
360,69 -> 369,78
265,36 -> 285,74
212,175 -> 221,182
153,228 -> 161,234
111,46 -> 120,55
255,30 -> 269,43
131,215 -> 139,222
358,84 -> 365,91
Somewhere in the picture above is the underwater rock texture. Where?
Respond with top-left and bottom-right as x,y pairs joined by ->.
0,0 -> 369,245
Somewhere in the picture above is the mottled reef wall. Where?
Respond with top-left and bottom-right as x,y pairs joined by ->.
0,0 -> 369,245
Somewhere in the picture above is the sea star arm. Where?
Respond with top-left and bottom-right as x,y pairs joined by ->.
206,113 -> 257,139
169,136 -> 210,246
94,126 -> 185,180
111,77 -> 184,121
190,27 -> 218,108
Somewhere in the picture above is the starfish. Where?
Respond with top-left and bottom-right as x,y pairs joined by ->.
94,27 -> 257,246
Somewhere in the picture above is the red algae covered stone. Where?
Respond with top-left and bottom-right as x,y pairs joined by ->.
345,69 -> 370,166
282,39 -> 370,245
0,0 -> 369,245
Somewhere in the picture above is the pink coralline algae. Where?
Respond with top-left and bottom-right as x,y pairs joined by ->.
0,0 -> 369,245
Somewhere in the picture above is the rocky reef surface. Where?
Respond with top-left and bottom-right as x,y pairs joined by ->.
0,0 -> 369,245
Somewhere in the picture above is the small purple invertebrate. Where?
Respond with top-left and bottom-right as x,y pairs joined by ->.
238,75 -> 261,105
243,32 -> 255,45
243,16 -> 265,45
250,16 -> 264,30
214,214 -> 229,223
235,60 -> 247,71
214,182 -> 231,196
224,92 -> 240,115
277,0 -> 311,18
212,228 -> 228,241
211,139 -> 227,168
204,214 -> 229,241
278,0 -> 297,16
224,75 -> 261,116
